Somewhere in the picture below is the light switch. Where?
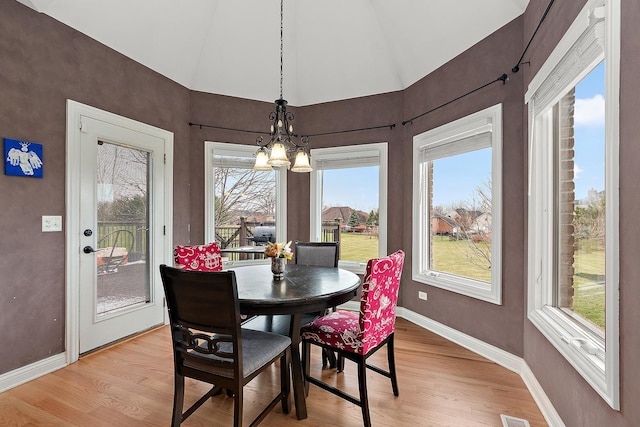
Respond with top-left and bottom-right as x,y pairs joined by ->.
42,215 -> 63,232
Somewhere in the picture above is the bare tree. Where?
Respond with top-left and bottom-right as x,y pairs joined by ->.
456,180 -> 492,271
214,167 -> 276,226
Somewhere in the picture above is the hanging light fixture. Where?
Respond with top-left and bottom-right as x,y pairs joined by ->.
253,0 -> 312,173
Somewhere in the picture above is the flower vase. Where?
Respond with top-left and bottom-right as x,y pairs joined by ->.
271,257 -> 286,280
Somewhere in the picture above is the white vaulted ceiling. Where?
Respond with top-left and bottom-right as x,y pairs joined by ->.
17,0 -> 528,106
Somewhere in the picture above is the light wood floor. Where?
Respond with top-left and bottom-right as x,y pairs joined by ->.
0,319 -> 547,426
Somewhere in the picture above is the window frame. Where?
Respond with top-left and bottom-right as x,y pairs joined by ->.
412,104 -> 503,305
309,143 -> 388,275
204,142 -> 287,266
525,0 -> 620,409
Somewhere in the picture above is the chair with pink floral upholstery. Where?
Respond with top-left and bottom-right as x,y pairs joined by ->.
300,250 -> 405,427
174,242 -> 223,272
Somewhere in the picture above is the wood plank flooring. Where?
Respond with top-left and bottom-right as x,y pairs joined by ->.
0,319 -> 548,426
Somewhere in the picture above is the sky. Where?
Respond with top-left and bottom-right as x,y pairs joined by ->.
320,62 -> 605,211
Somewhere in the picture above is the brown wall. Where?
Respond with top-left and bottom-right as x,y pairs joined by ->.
0,1 -> 191,374
2,1 -> 639,425
522,0 -> 640,426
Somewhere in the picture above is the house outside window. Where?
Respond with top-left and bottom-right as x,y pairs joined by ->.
204,142 -> 287,265
309,143 -> 388,274
526,0 -> 619,409
412,104 -> 503,304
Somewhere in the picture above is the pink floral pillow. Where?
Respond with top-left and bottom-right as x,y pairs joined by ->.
174,243 -> 223,272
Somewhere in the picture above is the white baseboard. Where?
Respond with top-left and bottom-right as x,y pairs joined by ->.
397,307 -> 565,427
0,353 -> 67,393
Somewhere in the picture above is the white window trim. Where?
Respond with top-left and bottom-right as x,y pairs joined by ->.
412,104 -> 503,305
204,142 -> 287,267
309,143 -> 388,275
526,0 -> 620,410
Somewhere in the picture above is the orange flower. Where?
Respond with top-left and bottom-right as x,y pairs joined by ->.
264,241 -> 293,259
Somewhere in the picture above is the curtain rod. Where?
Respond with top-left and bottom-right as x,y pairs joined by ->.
188,121 -> 396,139
188,122 -> 271,136
512,0 -> 556,73
402,74 -> 508,126
302,123 -> 396,138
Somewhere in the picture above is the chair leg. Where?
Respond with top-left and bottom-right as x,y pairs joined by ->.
337,353 -> 345,373
172,374 -> 185,427
280,351 -> 291,414
322,348 -> 337,369
387,334 -> 399,396
357,358 -> 372,427
302,341 -> 311,396
233,387 -> 243,427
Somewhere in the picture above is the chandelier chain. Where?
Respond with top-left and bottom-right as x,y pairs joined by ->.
280,0 -> 284,100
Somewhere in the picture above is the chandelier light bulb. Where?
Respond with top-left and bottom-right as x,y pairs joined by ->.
253,147 -> 273,171
268,142 -> 291,168
291,149 -> 313,173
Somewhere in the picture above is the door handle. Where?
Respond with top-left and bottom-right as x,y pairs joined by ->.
83,246 -> 97,254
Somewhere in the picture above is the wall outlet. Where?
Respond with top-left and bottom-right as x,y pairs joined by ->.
418,291 -> 427,301
42,215 -> 63,232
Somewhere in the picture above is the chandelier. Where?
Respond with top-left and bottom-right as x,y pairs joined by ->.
253,0 -> 312,173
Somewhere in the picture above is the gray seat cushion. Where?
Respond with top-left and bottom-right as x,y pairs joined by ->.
184,328 -> 291,378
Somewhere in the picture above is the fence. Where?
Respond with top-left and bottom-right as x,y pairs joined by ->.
97,221 -> 147,262
96,219 -> 342,263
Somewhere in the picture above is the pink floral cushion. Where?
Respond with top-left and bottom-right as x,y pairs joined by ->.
174,243 -> 223,272
301,250 -> 405,355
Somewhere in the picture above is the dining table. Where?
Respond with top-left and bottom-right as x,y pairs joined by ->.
231,263 -> 361,420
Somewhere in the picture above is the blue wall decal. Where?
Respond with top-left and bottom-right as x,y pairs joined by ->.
4,138 -> 43,178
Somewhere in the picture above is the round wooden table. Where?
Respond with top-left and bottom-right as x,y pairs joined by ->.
231,264 -> 361,420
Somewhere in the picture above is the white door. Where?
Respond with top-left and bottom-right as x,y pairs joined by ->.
76,115 -> 167,353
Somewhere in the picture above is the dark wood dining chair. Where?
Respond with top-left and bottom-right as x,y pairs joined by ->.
294,241 -> 341,368
159,264 -> 291,427
294,241 -> 340,268
300,250 -> 405,427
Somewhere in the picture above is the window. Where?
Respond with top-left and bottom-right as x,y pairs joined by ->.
412,104 -> 502,304
309,143 -> 387,274
204,142 -> 287,265
526,0 -> 619,409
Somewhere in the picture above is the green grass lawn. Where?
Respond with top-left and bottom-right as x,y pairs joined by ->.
339,232 -> 605,330
338,232 -> 379,262
430,236 -> 491,282
572,244 -> 605,330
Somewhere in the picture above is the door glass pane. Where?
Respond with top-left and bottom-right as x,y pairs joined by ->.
96,141 -> 151,316
321,166 -> 379,263
429,147 -> 492,283
556,61 -> 606,334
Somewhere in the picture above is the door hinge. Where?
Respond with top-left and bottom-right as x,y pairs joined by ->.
79,121 -> 88,133
164,153 -> 166,164
163,225 -> 166,236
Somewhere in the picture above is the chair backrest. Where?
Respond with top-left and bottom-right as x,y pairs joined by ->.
159,264 -> 242,378
294,241 -> 340,267
174,242 -> 223,272
357,250 -> 405,354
